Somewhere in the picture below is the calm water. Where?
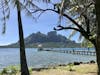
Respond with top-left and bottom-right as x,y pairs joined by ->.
0,48 -> 96,69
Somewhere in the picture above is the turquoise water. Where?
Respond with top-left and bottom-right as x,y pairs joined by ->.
0,48 -> 96,69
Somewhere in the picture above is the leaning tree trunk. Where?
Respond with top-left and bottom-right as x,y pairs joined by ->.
95,0 -> 100,75
17,0 -> 30,75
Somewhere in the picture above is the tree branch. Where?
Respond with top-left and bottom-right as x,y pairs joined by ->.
32,8 -> 90,37
54,25 -> 82,33
31,8 -> 96,44
80,2 -> 94,15
31,2 -> 96,45
82,14 -> 90,36
32,8 -> 87,33
54,25 -> 94,43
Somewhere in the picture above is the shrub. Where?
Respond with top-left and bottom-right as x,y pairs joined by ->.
67,63 -> 75,71
0,66 -> 19,75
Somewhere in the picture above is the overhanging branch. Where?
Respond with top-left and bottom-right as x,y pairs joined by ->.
31,8 -> 86,33
32,8 -> 90,39
31,3 -> 96,45
54,25 -> 82,33
54,25 -> 93,43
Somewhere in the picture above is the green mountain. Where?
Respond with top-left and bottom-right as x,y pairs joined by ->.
3,31 -> 81,48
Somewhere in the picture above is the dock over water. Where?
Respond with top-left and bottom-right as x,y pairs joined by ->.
38,48 -> 96,56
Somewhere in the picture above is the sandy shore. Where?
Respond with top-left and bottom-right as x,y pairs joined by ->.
31,63 -> 97,75
0,62 -> 97,75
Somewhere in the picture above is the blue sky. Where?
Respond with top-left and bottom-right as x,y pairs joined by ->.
0,1 -> 80,46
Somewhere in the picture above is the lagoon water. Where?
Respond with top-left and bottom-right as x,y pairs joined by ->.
0,48 -> 96,69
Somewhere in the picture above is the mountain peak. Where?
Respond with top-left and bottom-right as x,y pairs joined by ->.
6,31 -> 80,48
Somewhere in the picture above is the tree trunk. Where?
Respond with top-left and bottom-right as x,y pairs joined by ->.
95,0 -> 100,75
17,0 -> 30,75
95,45 -> 100,75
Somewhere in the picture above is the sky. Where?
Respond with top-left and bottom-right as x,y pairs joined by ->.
0,1 -> 80,46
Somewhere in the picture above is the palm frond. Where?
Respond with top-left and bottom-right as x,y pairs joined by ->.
78,33 -> 83,41
11,0 -> 17,8
0,0 -> 10,34
25,1 -> 40,10
20,2 -> 32,16
68,30 -> 77,39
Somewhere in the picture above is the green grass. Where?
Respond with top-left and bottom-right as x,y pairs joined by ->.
0,66 -> 33,75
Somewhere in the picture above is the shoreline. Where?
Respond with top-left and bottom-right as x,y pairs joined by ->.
31,62 -> 97,75
0,60 -> 97,75
31,60 -> 96,71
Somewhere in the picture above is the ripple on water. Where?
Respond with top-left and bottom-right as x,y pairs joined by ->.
0,48 -> 96,69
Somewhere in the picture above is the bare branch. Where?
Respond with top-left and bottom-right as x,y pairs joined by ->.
31,7 -> 95,43
31,8 -> 87,33
54,25 -> 82,33
54,25 -> 93,42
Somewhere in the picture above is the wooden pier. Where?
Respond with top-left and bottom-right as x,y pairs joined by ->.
39,48 -> 96,56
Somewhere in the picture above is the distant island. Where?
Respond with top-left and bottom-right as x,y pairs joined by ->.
0,31 -> 81,48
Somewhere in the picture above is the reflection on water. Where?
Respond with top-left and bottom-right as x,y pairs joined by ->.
0,48 -> 96,69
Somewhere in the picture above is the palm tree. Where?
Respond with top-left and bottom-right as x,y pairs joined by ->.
0,0 -> 50,75
16,0 -> 30,75
0,0 -> 31,74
